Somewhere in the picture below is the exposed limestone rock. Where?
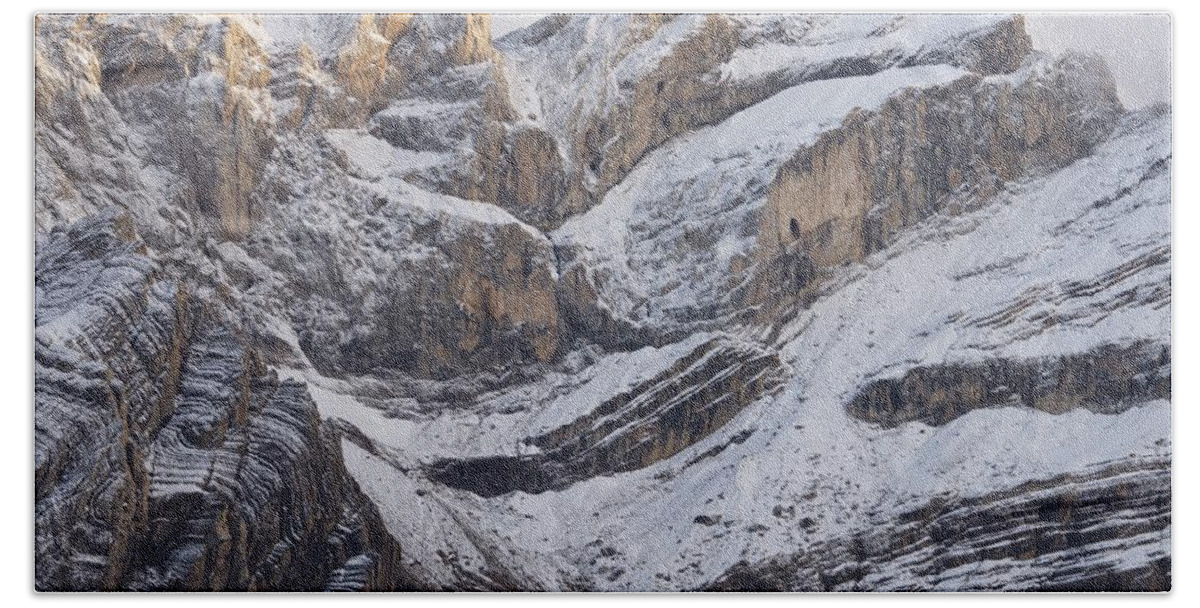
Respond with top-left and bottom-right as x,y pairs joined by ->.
211,19 -> 275,238
452,14 -> 497,66
543,16 -> 1062,344
34,15 -> 152,231
427,336 -> 787,496
88,15 -> 275,239
499,14 -> 1039,226
250,133 -> 560,380
335,14 -> 413,106
747,53 -> 1123,323
922,14 -> 1033,76
274,42 -> 338,130
454,123 -> 567,226
554,264 -> 652,352
561,15 -> 741,220
33,13 -> 1171,592
420,61 -> 570,229
706,457 -> 1170,591
329,221 -> 561,379
35,13 -> 530,238
35,214 -> 419,591
846,342 -> 1170,428
295,14 -> 576,230
270,13 -> 504,132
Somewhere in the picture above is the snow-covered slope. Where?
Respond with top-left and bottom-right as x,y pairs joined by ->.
35,13 -> 1170,591
551,64 -> 968,326
312,110 -> 1170,591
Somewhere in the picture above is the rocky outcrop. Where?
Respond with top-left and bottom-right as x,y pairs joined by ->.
547,22 -> 1115,344
846,342 -> 1170,428
33,14 -> 1082,359
35,214 -> 419,591
34,13 -> 1171,593
919,14 -> 1032,76
250,133 -> 561,380
35,14 -> 566,381
34,13 -> 547,238
281,13 -> 572,230
554,264 -> 654,352
332,14 -> 414,109
94,15 -> 276,239
500,15 -> 1037,225
34,15 -> 152,232
322,219 -> 561,379
427,336 -> 787,496
747,53 -> 1123,322
275,13 -> 504,131
456,124 -> 568,226
558,15 -> 741,220
706,457 -> 1170,591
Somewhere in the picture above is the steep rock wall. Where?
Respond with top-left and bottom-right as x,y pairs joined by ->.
746,53 -> 1123,323
535,15 -> 1035,225
94,15 -> 276,239
560,16 -> 741,222
34,214 -> 418,591
252,134 -> 561,380
34,15 -> 152,231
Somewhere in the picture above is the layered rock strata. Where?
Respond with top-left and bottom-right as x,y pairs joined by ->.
35,214 -> 418,591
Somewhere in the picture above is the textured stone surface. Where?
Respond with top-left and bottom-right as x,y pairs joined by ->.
35,215 -> 419,591
706,457 -> 1170,591
427,336 -> 787,496
34,13 -> 1170,592
847,341 -> 1170,428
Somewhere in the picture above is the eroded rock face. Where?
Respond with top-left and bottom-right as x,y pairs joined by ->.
846,342 -> 1170,428
746,54 -> 1121,322
324,220 -> 560,379
920,14 -> 1032,76
34,214 -> 418,591
250,133 -> 561,380
499,14 -> 1037,226
275,13 -> 505,130
559,16 -> 741,218
33,14 -> 1083,367
427,336 -> 787,496
34,13 -> 1171,592
332,15 -> 414,111
34,12 -> 556,238
545,20 -> 1112,343
35,13 -> 567,380
34,15 -> 152,232
459,124 -> 568,225
93,15 -> 275,239
706,457 -> 1170,591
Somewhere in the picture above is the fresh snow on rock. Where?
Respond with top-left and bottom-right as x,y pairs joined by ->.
35,12 -> 1170,591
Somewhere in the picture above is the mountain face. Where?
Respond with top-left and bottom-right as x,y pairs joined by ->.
34,13 -> 1170,591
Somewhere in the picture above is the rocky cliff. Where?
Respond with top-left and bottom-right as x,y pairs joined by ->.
34,214 -> 422,590
427,335 -> 787,497
706,456 -> 1170,591
35,13 -> 1170,592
